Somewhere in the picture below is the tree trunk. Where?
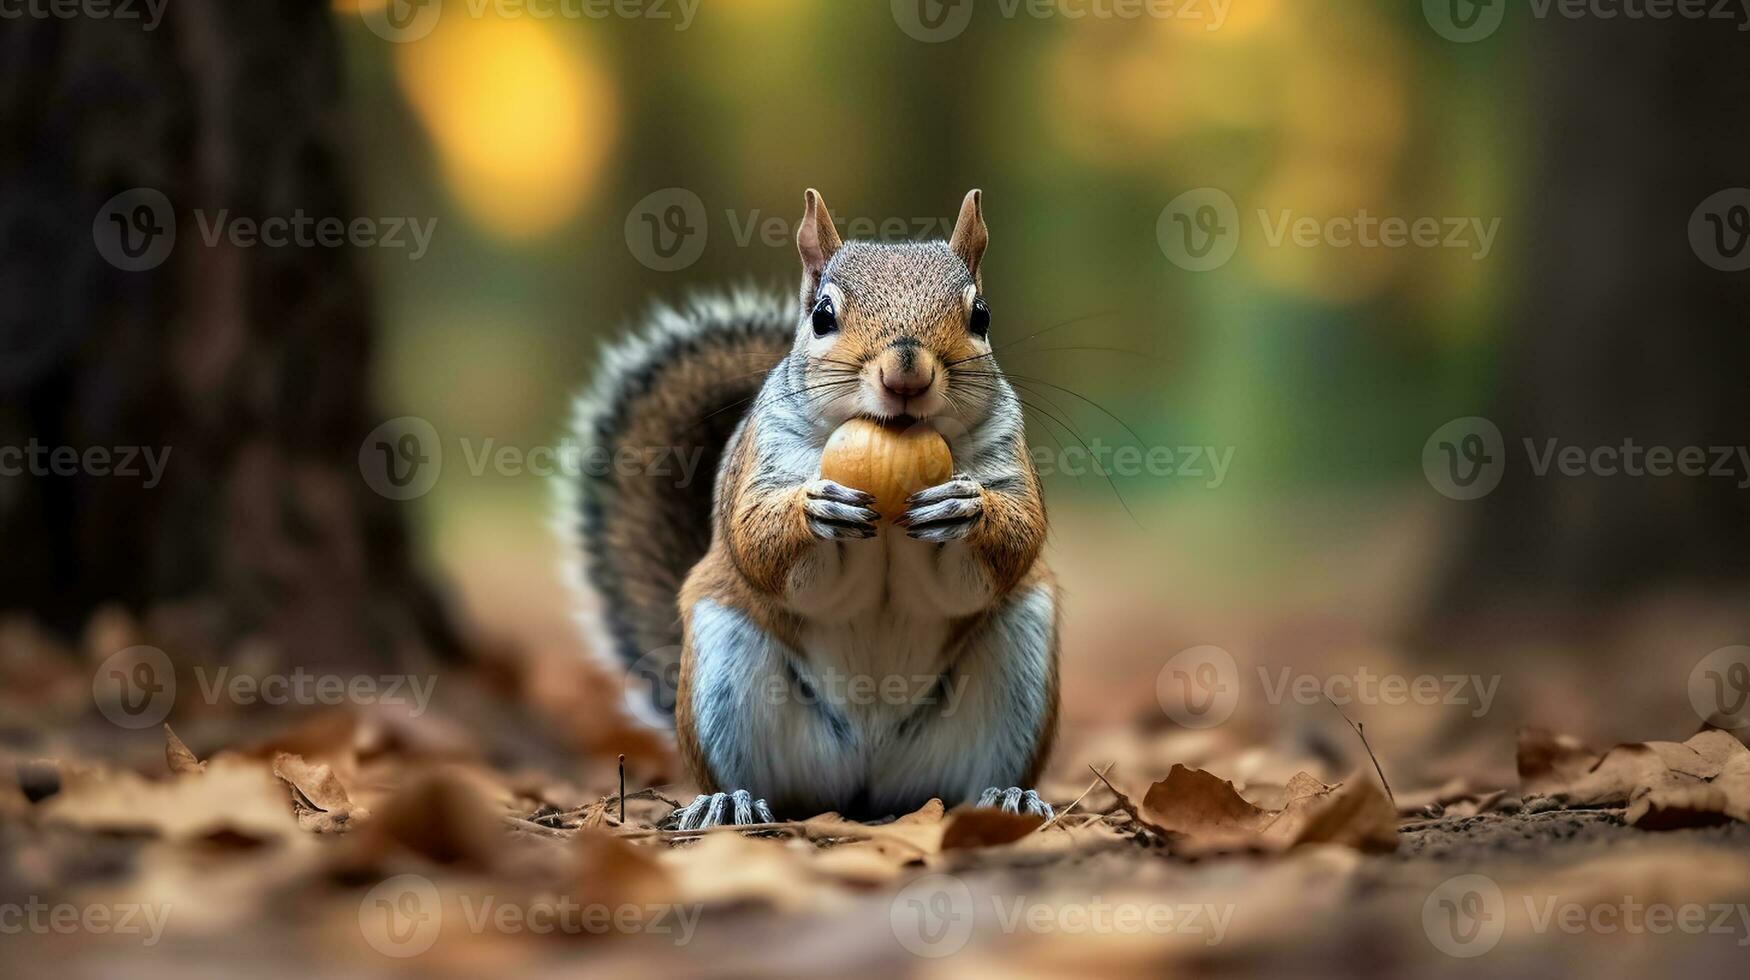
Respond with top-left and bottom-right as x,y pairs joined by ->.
1424,14 -> 1750,637
0,1 -> 457,673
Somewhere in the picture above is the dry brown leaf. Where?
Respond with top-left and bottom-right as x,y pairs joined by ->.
1519,726 -> 1750,828
1137,765 -> 1397,855
570,827 -> 674,907
164,724 -> 206,775
358,766 -> 506,869
1140,765 -> 1272,851
272,751 -> 368,833
657,833 -> 842,912
38,757 -> 300,842
940,806 -> 1044,850
1626,784 -> 1736,829
804,798 -> 947,856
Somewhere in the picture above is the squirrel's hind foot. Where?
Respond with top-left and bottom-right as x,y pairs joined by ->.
672,790 -> 777,830
976,787 -> 1055,820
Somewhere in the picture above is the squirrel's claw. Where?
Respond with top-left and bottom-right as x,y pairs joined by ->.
975,786 -> 1055,820
898,477 -> 984,541
905,474 -> 980,507
804,479 -> 879,539
805,479 -> 876,506
674,790 -> 777,830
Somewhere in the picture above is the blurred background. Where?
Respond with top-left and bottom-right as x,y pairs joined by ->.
338,0 -> 1748,777
1,0 -> 1745,784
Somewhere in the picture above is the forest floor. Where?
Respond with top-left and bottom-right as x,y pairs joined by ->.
6,504 -> 1750,978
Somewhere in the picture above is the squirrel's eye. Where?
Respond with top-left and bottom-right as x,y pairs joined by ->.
811,296 -> 838,337
969,297 -> 991,338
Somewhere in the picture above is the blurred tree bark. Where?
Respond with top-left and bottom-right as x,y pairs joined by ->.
1424,15 -> 1750,636
0,1 -> 458,671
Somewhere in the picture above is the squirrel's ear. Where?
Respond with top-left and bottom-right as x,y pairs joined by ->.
797,188 -> 842,304
949,189 -> 988,280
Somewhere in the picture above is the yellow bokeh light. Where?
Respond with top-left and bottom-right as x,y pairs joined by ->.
392,9 -> 616,240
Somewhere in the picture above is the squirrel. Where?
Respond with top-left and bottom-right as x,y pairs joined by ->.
566,189 -> 1058,827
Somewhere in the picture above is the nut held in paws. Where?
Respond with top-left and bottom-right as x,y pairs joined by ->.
820,418 -> 953,521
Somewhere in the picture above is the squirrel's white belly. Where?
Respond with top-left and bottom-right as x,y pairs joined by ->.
793,533 -> 963,724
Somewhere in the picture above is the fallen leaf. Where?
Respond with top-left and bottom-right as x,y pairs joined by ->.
273,752 -> 367,833
941,806 -> 1043,850
358,766 -> 505,869
1137,765 -> 1397,855
39,757 -> 300,843
164,724 -> 206,775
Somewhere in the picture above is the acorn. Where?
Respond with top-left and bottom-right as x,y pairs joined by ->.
819,418 -> 953,522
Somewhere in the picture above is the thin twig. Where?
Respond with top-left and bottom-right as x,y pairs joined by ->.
617,754 -> 626,826
1037,762 -> 1114,833
1324,695 -> 1396,811
503,815 -> 570,839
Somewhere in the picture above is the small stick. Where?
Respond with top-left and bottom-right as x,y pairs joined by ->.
618,754 -> 626,826
1036,762 -> 1114,833
1324,696 -> 1396,811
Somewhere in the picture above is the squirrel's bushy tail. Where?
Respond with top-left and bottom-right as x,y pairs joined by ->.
562,292 -> 793,720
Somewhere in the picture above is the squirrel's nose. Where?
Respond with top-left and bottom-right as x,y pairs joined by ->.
880,366 -> 934,399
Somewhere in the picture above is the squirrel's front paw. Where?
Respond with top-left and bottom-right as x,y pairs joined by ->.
672,790 -> 777,830
803,479 -> 880,540
976,786 -> 1055,819
896,475 -> 984,542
